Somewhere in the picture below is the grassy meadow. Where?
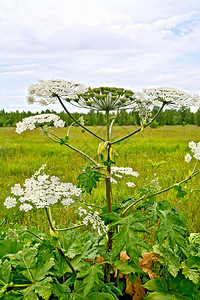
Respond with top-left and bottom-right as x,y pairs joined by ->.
0,125 -> 199,233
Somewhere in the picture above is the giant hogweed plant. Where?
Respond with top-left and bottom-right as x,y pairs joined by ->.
2,79 -> 200,299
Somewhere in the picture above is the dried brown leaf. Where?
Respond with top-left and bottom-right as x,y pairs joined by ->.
125,275 -> 146,299
139,252 -> 160,279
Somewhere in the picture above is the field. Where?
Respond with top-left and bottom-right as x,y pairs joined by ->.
0,125 -> 199,233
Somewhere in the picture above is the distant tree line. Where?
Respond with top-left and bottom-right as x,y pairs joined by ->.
0,107 -> 200,127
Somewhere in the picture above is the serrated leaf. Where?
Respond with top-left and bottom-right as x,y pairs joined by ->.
113,260 -> 143,275
182,256 -> 200,284
31,260 -> 54,282
78,264 -> 104,297
0,260 -> 12,289
112,213 -> 149,263
144,273 -> 199,299
51,278 -> 70,300
153,244 -> 181,277
77,166 -> 102,194
174,185 -> 187,198
143,277 -> 168,293
182,265 -> 199,285
156,210 -> 188,249
34,277 -> 53,300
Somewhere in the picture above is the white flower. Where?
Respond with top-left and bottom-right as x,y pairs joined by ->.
4,197 -> 17,208
126,182 -> 136,188
185,153 -> 192,163
111,167 -> 139,177
142,87 -> 200,108
189,141 -> 196,150
185,141 -> 200,162
26,79 -> 87,106
16,114 -> 65,134
19,203 -> 33,212
4,166 -> 82,211
110,177 -> 117,184
78,207 -> 108,235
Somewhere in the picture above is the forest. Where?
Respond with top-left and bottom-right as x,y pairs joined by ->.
1,106 -> 200,127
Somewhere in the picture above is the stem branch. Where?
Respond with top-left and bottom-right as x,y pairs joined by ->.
112,103 -> 165,145
122,169 -> 200,215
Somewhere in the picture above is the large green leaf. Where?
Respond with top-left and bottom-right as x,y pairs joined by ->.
33,277 -> 53,300
113,260 -> 143,275
51,278 -> 70,300
112,212 -> 149,262
155,210 -> 188,249
144,273 -> 199,300
182,256 -> 200,284
0,260 -> 12,295
77,264 -> 104,297
153,244 -> 181,277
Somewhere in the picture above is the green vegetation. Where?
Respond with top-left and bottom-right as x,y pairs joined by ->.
0,125 -> 199,233
1,107 -> 200,127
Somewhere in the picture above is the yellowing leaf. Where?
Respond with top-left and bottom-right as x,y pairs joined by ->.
125,275 -> 146,299
139,252 -> 160,279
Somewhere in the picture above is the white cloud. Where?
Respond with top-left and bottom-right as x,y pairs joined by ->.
0,0 -> 200,111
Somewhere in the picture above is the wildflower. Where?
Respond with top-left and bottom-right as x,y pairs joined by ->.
142,87 -> 200,108
126,182 -> 136,188
26,79 -> 87,105
4,197 -> 17,209
4,166 -> 82,211
78,207 -> 108,235
111,167 -> 139,177
185,154 -> 192,163
185,141 -> 200,162
110,177 -> 117,184
16,114 -> 65,134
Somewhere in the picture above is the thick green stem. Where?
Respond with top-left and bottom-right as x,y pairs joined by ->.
104,141 -> 113,283
106,110 -> 110,141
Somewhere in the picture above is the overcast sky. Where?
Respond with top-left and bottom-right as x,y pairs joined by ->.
1,0 -> 200,112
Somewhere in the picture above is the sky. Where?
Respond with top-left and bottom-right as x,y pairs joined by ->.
1,0 -> 200,112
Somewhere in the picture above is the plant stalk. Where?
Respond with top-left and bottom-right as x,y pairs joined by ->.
112,102 -> 165,145
122,168 -> 200,216
57,96 -> 105,142
45,207 -> 76,274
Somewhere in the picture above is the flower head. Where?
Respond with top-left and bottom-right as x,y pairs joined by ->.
16,114 -> 65,134
185,141 -> 200,162
4,165 -> 82,211
78,206 -> 108,236
27,79 -> 87,105
67,87 -> 136,112
142,87 -> 200,108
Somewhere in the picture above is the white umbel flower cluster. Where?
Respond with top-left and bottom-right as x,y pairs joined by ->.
185,141 -> 200,162
110,166 -> 139,186
16,114 -> 65,134
142,87 -> 199,108
27,79 -> 87,105
78,206 -> 108,236
4,165 -> 82,211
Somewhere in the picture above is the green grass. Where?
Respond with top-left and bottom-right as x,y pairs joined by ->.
0,125 -> 199,232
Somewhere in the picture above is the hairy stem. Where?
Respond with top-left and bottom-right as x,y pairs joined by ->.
112,103 -> 165,145
57,96 -> 105,141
